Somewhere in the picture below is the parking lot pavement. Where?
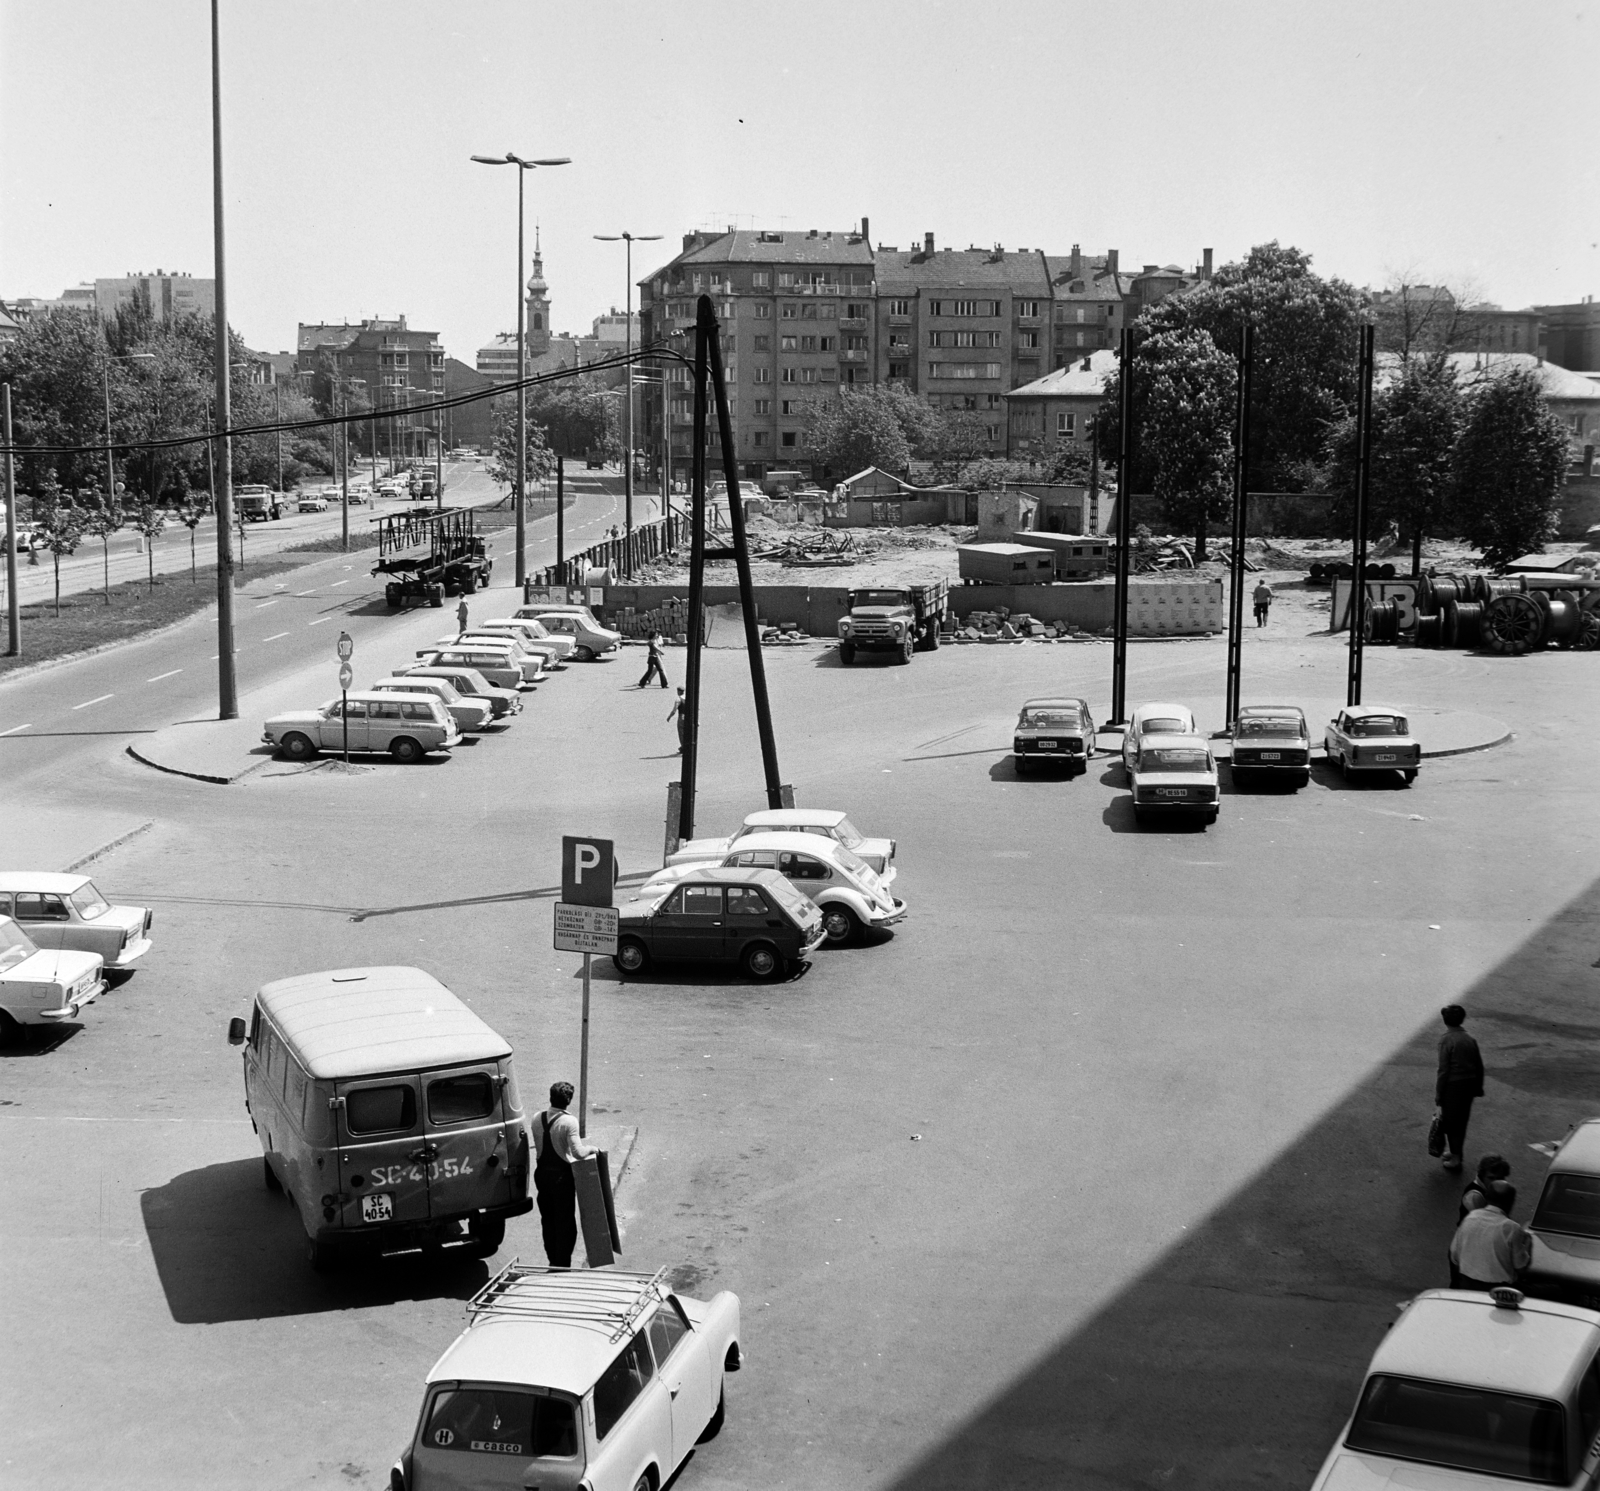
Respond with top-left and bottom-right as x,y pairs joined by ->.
1,625 -> 1595,1489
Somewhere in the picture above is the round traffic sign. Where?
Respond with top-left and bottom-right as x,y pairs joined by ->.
336,630 -> 354,662
338,663 -> 353,690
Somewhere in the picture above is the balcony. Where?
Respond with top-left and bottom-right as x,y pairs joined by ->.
839,317 -> 868,331
840,349 -> 868,363
887,313 -> 912,327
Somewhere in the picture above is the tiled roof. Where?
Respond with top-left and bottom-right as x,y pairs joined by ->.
657,229 -> 875,274
1394,352 -> 1600,401
1043,258 -> 1133,301
1005,349 -> 1118,400
873,247 -> 1050,293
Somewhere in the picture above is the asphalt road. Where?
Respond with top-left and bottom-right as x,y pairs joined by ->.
1,590 -> 1597,1490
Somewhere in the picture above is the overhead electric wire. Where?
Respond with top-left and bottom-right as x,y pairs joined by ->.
0,342 -> 689,460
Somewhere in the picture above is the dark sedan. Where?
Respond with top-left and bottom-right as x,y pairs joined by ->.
1013,696 -> 1093,775
1230,705 -> 1311,788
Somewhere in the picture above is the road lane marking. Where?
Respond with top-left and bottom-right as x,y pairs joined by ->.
329,579 -> 349,587
255,598 -> 279,608
72,694 -> 114,710
0,723 -> 32,737
146,670 -> 183,682
308,617 -> 331,626
263,632 -> 288,642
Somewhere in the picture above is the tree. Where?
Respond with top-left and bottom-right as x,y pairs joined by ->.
923,408 -> 997,486
526,382 -> 616,461
36,504 -> 82,618
136,504 -> 167,591
1452,366 -> 1569,569
179,501 -> 204,582
1044,426 -> 1114,489
81,496 -> 125,603
1137,328 -> 1237,560
487,402 -> 554,492
1325,355 -> 1463,572
804,388 -> 912,479
960,458 -> 1036,491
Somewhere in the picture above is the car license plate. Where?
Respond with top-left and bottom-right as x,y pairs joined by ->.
1038,740 -> 1057,749
1260,751 -> 1281,760
1157,788 -> 1187,798
360,1192 -> 394,1224
1376,753 -> 1396,762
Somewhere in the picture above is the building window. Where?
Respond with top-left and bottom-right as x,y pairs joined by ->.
843,367 -> 867,383
819,336 -> 836,351
1075,308 -> 1087,323
926,362 -> 1001,380
754,303 -> 770,320
753,430 -> 769,446
777,272 -> 794,287
1075,332 -> 1086,347
818,304 -> 837,320
890,298 -> 912,316
753,398 -> 771,414
800,367 -> 817,383
986,425 -> 999,441
889,361 -> 909,380
928,299 -> 999,317
819,367 -> 838,381
752,271 -> 771,289
781,367 -> 797,383
753,335 -> 770,351
752,366 -> 771,384
800,304 -> 817,320
781,304 -> 797,319
846,302 -> 869,319
780,335 -> 797,351
800,335 -> 817,352
1019,330 -> 1039,348
781,399 -> 800,415
986,393 -> 1002,408
781,431 -> 798,447
1016,301 -> 1040,317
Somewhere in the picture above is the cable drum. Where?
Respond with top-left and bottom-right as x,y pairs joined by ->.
1378,562 -> 1397,579
1469,574 -> 1491,604
1483,593 -> 1546,655
1483,579 -> 1521,605
1412,612 -> 1443,649
1430,576 -> 1470,609
1547,591 -> 1584,649
1363,599 -> 1401,644
1444,601 -> 1482,649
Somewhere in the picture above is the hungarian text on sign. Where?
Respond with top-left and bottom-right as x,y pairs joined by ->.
554,902 -> 619,955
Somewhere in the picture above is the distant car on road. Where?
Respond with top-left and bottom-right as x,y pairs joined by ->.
614,867 -> 824,980
0,873 -> 153,974
297,492 -> 329,513
1308,1288 -> 1600,1491
2,523 -> 43,553
0,914 -> 104,1045
1324,705 -> 1420,784
644,832 -> 905,946
1229,704 -> 1311,788
391,1262 -> 741,1491
368,675 -> 494,733
1012,696 -> 1093,775
1120,701 -> 1199,782
1128,733 -> 1219,826
666,808 -> 897,880
262,690 -> 462,763
397,665 -> 521,719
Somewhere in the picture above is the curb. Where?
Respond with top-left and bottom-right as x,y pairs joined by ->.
124,740 -> 274,786
62,820 -> 155,872
1422,729 -> 1514,759
609,1126 -> 639,1194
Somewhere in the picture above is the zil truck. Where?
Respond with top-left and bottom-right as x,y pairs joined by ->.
373,507 -> 492,609
837,580 -> 950,664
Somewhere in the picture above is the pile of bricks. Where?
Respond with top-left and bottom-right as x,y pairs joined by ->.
954,608 -> 1091,642
611,595 -> 704,644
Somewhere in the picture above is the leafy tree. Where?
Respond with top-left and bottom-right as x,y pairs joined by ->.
1044,427 -> 1114,489
136,504 -> 167,591
804,388 -> 912,479
527,382 -> 617,461
960,458 -> 1036,491
874,384 -> 945,456
81,496 -> 125,603
36,504 -> 83,617
179,500 -> 204,582
487,402 -> 554,492
1137,328 -> 1237,560
923,408 -> 998,486
1452,366 -> 1569,569
1325,355 -> 1463,572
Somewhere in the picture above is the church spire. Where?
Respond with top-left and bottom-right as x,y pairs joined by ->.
525,222 -> 551,355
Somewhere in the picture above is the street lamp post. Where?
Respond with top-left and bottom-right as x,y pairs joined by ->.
594,232 -> 661,544
471,151 -> 570,590
211,0 -> 238,719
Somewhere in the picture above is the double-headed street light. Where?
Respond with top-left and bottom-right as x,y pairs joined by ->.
471,151 -> 570,589
593,232 -> 661,541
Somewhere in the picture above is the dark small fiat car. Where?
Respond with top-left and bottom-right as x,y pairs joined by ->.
1012,696 -> 1093,775
613,867 -> 824,981
1230,704 -> 1312,788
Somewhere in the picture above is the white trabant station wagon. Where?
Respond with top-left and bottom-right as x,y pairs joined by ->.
392,1262 -> 741,1491
1311,1288 -> 1600,1490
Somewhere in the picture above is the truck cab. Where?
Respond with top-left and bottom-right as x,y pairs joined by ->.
838,582 -> 948,664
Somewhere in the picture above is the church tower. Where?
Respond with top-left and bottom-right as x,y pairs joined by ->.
525,226 -> 552,361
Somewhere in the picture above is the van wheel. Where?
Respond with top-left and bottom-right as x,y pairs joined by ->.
468,1215 -> 505,1257
743,943 -> 783,980
613,937 -> 650,976
390,736 -> 424,764
696,1387 -> 726,1443
263,1156 -> 283,1193
574,645 -> 595,662
0,1011 -> 22,1049
305,1233 -> 336,1272
821,906 -> 861,945
281,732 -> 316,762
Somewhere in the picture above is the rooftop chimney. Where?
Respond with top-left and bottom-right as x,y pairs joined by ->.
1202,247 -> 1213,279
1107,249 -> 1119,276
1069,244 -> 1082,278
860,216 -> 870,243
924,231 -> 935,257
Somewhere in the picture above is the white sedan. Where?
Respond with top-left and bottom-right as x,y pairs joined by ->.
1128,734 -> 1219,825
296,492 -> 329,513
1325,705 -> 1420,783
1120,701 -> 1199,782
0,915 -> 105,1045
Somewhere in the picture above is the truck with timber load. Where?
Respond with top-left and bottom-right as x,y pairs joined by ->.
373,506 -> 492,609
837,580 -> 950,664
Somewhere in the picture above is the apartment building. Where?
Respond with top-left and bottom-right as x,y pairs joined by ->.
297,316 -> 446,461
872,235 -> 1052,452
1044,247 -> 1131,363
1004,349 -> 1116,462
637,224 -> 875,481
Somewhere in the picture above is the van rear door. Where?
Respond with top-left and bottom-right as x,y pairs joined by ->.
336,1075 -> 431,1231
422,1065 -> 516,1221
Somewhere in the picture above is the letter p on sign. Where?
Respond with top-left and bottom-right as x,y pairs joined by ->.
562,836 -> 615,908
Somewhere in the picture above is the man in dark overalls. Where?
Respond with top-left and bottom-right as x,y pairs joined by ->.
533,1080 -> 595,1267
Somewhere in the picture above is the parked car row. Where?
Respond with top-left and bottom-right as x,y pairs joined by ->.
1008,698 -> 1421,828
0,873 -> 154,1045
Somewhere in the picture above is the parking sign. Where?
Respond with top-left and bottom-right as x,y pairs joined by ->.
561,836 -> 615,907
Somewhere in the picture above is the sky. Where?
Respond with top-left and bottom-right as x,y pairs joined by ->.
3,0 -> 1595,363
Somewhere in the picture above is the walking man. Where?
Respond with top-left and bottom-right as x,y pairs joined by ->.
638,631 -> 669,690
1252,579 -> 1274,627
456,595 -> 470,637
1435,1004 -> 1485,1173
533,1081 -> 596,1269
667,686 -> 687,753
1448,1180 -> 1531,1291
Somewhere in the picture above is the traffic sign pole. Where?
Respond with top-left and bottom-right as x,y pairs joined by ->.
579,953 -> 591,1139
558,836 -> 616,1143
337,632 -> 354,763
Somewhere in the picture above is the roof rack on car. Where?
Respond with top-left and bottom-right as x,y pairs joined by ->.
467,1260 -> 671,1344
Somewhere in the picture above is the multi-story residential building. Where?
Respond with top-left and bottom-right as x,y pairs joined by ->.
95,271 -> 215,322
638,224 -> 876,482
297,315 -> 446,462
1043,248 -> 1130,365
1539,297 -> 1600,372
872,234 -> 1052,452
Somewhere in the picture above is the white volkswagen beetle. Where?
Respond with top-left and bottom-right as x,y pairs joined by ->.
666,808 -> 897,881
